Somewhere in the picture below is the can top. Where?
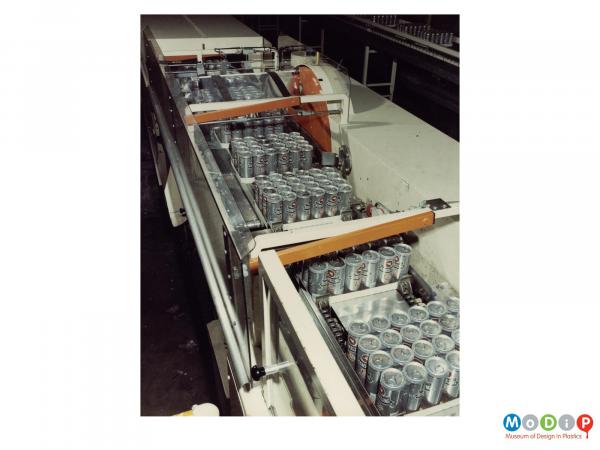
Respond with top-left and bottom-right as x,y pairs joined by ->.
323,184 -> 338,194
408,305 -> 430,323
348,319 -> 370,337
322,166 -> 337,173
309,261 -> 327,273
357,334 -> 382,353
344,253 -> 363,266
390,344 -> 414,364
281,191 -> 297,201
389,310 -> 410,328
328,257 -> 345,269
254,175 -> 268,183
400,324 -> 423,343
402,361 -> 427,383
362,249 -> 380,263
380,368 -> 405,389
426,300 -> 448,318
451,329 -> 460,346
380,329 -> 402,348
439,313 -> 460,331
309,186 -> 325,196
369,316 -> 391,333
393,243 -> 412,254
420,320 -> 442,337
412,339 -> 434,360
378,246 -> 396,259
338,183 -> 353,193
432,334 -> 456,354
447,296 -> 460,313
266,192 -> 282,202
296,190 -> 311,199
368,350 -> 393,371
424,356 -> 450,378
446,350 -> 460,370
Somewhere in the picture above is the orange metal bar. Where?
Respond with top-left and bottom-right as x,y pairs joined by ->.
185,97 -> 302,125
248,211 -> 435,273
163,55 -> 198,62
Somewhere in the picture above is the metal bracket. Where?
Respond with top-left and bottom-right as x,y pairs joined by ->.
421,198 -> 451,211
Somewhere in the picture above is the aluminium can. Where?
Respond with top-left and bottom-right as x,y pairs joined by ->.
390,344 -> 414,370
288,181 -> 306,193
375,368 -> 406,416
265,193 -> 282,224
299,144 -> 313,170
308,261 -> 328,296
408,305 -> 430,325
264,147 -> 278,174
420,319 -> 443,341
412,339 -> 435,364
252,149 -> 266,176
376,246 -> 396,284
365,350 -> 393,400
346,319 -> 370,367
446,296 -> 460,315
451,329 -> 460,350
343,253 -> 364,292
326,257 -> 346,295
402,361 -> 428,412
392,243 -> 412,278
323,184 -> 339,217
423,356 -> 450,406
281,191 -> 297,224
308,168 -> 322,177
400,324 -> 423,346
288,147 -> 300,172
380,329 -> 403,351
337,183 -> 353,211
260,187 -> 277,215
276,146 -> 290,173
361,250 -> 380,288
295,190 -> 311,221
439,313 -> 460,336
309,187 -> 326,219
369,315 -> 391,335
389,310 -> 410,331
237,150 -> 253,178
426,300 -> 448,320
444,350 -> 460,398
356,334 -> 382,384
252,178 -> 269,204
267,172 -> 283,183
431,334 -> 456,358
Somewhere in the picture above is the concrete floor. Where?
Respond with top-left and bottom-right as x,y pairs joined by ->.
140,121 -> 218,416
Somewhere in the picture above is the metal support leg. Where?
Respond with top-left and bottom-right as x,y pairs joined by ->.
320,28 -> 325,54
362,45 -> 370,85
390,60 -> 398,99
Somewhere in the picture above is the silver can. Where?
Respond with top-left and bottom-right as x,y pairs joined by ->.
265,193 -> 282,224
309,187 -> 326,219
295,190 -> 311,221
431,334 -> 456,358
252,149 -> 266,176
308,261 -> 327,296
337,183 -> 353,211
365,350 -> 393,400
276,146 -> 289,173
264,147 -> 278,174
393,243 -> 412,278
323,184 -> 339,217
356,334 -> 382,384
408,305 -> 430,325
346,319 -> 370,367
420,320 -> 443,341
300,144 -> 313,170
376,246 -> 396,284
326,257 -> 346,295
369,315 -> 391,335
444,350 -> 460,398
375,368 -> 406,416
451,329 -> 460,350
389,310 -> 410,331
402,361 -> 428,412
308,168 -> 323,177
237,150 -> 253,178
260,186 -> 277,215
281,191 -> 297,224
426,300 -> 448,320
361,250 -> 380,288
390,344 -> 414,370
380,329 -> 403,351
412,339 -> 435,364
252,178 -> 269,204
400,324 -> 423,346
267,172 -> 283,183
343,253 -> 364,292
423,356 -> 450,406
446,296 -> 460,315
288,147 -> 300,172
439,313 -> 459,336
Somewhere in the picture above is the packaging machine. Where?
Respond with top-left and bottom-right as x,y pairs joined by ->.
141,15 -> 459,416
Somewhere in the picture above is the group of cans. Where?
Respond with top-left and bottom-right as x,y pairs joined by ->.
397,23 -> 454,47
345,297 -> 460,416
300,240 -> 412,296
179,77 -> 223,104
253,167 -> 353,224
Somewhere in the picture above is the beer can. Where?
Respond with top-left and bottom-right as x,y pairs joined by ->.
300,144 -> 313,170
366,350 -> 393,400
423,356 -> 450,406
308,168 -> 322,177
356,334 -> 382,384
323,185 -> 339,216
361,250 -> 380,288
265,193 -> 282,224
369,315 -> 391,335
276,147 -> 289,173
400,324 -> 423,346
308,261 -> 327,296
426,300 -> 448,320
260,186 -> 277,215
288,181 -> 306,193
346,319 -> 370,367
326,257 -> 346,295
298,174 -> 313,184
431,334 -> 455,358
288,147 -> 300,172
389,310 -> 410,331
446,296 -> 460,315
309,187 -> 326,219
392,243 -> 412,278
343,253 -> 364,292
380,329 -> 403,351
237,150 -> 253,178
412,339 -> 435,364
444,350 -> 460,398
252,178 -> 269,203
281,191 -> 297,224
252,149 -> 266,176
295,190 -> 311,221
282,171 -> 295,179
402,361 -> 428,412
303,181 -> 319,193
337,183 -> 353,211
408,305 -> 430,325
301,259 -> 312,287
451,329 -> 460,350
264,147 -> 278,174
376,246 -> 396,284
375,367 -> 406,416
390,344 -> 414,370
289,131 -> 301,139
439,313 -> 459,336
420,319 -> 443,341
267,172 -> 283,183
322,166 -> 337,174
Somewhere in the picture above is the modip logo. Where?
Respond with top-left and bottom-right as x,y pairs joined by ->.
503,413 -> 593,440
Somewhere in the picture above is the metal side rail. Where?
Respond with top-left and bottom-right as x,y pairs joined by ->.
147,84 -> 251,388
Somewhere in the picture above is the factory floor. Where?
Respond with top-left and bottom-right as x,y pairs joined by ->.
140,120 -> 218,416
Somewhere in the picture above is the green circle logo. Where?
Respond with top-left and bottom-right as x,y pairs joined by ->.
541,414 -> 557,431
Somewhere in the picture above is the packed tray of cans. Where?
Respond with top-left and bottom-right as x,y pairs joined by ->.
347,296 -> 460,416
